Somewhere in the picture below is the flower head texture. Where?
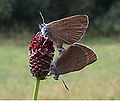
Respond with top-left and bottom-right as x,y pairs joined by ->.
29,32 -> 55,80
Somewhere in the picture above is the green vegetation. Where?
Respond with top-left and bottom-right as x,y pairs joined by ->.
0,0 -> 120,36
0,35 -> 120,99
0,0 -> 120,99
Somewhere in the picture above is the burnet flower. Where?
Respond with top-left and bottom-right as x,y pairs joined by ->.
29,32 -> 55,80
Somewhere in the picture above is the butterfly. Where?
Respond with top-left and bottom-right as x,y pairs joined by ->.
48,43 -> 97,91
39,12 -> 89,54
50,43 -> 97,80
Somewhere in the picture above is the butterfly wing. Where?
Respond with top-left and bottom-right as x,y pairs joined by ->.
74,43 -> 97,65
47,15 -> 89,45
54,44 -> 97,75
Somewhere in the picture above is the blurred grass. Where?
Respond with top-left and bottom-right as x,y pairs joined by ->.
0,32 -> 120,100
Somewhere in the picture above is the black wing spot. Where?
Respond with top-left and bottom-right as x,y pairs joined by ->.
76,64 -> 78,67
76,57 -> 80,62
65,23 -> 68,25
67,31 -> 71,34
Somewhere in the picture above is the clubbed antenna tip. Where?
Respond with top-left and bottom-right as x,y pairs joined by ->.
59,77 -> 69,91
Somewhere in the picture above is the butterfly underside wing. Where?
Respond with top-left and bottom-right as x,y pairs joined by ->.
74,43 -> 97,65
53,44 -> 97,75
47,15 -> 89,48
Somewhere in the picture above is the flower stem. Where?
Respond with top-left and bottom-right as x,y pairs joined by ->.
33,78 -> 40,100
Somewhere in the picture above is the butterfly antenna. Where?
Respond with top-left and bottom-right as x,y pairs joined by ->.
39,12 -> 45,24
59,77 -> 69,91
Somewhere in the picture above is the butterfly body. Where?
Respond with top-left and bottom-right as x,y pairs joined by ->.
37,13 -> 97,90
39,14 -> 97,78
49,43 -> 97,80
40,15 -> 89,53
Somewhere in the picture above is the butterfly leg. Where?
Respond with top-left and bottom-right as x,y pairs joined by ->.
53,75 -> 59,80
56,41 -> 65,56
48,62 -> 60,80
58,47 -> 65,56
48,62 -> 56,75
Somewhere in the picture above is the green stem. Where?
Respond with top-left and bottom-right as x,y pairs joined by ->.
33,78 -> 40,100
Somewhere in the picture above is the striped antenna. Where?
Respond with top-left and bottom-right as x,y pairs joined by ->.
39,12 -> 45,24
59,77 -> 69,91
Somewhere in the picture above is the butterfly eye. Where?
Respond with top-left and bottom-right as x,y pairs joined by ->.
41,24 -> 45,28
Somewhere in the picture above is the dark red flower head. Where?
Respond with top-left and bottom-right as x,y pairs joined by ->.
29,32 -> 55,80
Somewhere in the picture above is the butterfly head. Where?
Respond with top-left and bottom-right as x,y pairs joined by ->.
39,23 -> 49,38
49,62 -> 69,91
38,12 -> 48,38
41,23 -> 46,28
49,62 -> 60,80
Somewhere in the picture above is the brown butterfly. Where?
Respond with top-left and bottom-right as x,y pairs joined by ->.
39,13 -> 89,53
50,43 -> 97,80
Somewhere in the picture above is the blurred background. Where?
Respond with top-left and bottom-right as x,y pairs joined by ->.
0,0 -> 120,100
